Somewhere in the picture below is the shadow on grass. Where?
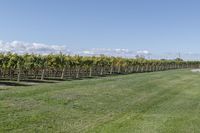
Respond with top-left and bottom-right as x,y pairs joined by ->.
21,79 -> 57,83
0,72 -> 151,86
0,81 -> 32,86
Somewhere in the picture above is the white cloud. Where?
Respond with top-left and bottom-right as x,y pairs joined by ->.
136,50 -> 150,55
0,41 -> 137,57
78,48 -> 136,57
2,40 -> 200,60
0,40 -> 157,58
0,40 -> 69,54
82,50 -> 94,54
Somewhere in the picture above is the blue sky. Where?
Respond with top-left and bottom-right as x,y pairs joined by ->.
0,0 -> 200,54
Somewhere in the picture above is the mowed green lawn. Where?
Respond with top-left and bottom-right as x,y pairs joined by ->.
1,69 -> 200,133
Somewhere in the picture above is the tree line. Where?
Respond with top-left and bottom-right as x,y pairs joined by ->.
0,53 -> 199,82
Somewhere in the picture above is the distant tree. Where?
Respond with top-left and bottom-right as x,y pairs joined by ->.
135,55 -> 145,60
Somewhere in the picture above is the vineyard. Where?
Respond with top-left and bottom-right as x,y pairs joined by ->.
0,53 -> 200,82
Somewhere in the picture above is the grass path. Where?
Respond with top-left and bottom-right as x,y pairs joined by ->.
1,69 -> 200,132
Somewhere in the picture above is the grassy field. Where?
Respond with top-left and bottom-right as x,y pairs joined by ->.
1,69 -> 200,133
